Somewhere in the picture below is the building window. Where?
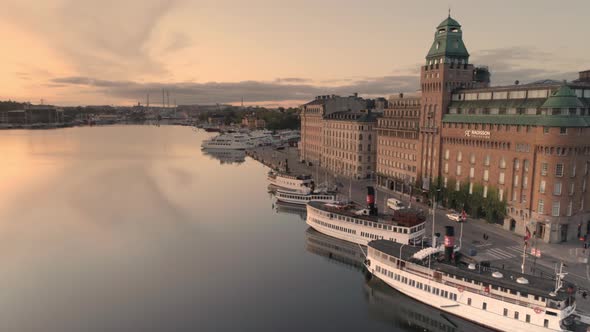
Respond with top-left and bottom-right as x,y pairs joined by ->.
484,155 -> 491,166
444,149 -> 450,160
469,182 -> 473,194
499,172 -> 505,185
570,182 -> 575,195
499,189 -> 504,201
483,169 -> 489,181
456,165 -> 462,176
524,159 -> 529,172
567,200 -> 573,216
457,151 -> 462,162
538,199 -> 544,214
514,175 -> 519,187
543,127 -> 550,134
444,177 -> 448,188
541,162 -> 548,176
470,153 -> 476,164
552,201 -> 560,217
540,180 -> 546,193
456,181 -> 461,191
523,176 -> 528,188
554,182 -> 562,195
483,185 -> 488,198
444,163 -> 449,174
556,163 -> 564,177
560,127 -> 567,135
499,157 -> 506,169
469,167 -> 475,178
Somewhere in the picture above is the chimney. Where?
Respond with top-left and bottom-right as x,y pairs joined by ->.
444,226 -> 455,262
353,92 -> 358,98
399,93 -> 404,99
366,186 -> 378,216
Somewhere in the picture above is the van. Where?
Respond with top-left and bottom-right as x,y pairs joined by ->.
387,198 -> 405,211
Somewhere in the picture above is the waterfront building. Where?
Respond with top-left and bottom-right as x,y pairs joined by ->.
375,15 -> 590,243
299,94 -> 367,165
0,105 -> 64,124
321,110 -> 378,179
376,93 -> 421,191
241,116 -> 266,129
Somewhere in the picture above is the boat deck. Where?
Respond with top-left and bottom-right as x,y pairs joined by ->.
369,240 -> 574,302
308,201 -> 425,228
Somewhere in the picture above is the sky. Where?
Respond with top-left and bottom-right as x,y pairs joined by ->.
1,0 -> 588,107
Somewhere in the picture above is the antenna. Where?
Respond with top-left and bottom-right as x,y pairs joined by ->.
147,93 -> 150,109
448,6 -> 451,18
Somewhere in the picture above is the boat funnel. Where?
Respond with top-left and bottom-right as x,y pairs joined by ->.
366,186 -> 377,216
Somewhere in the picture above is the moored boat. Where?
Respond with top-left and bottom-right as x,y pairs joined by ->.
365,226 -> 577,332
268,171 -> 314,194
275,189 -> 337,205
306,187 -> 426,246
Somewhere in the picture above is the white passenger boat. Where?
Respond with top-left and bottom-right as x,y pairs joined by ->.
275,189 -> 336,205
365,226 -> 577,332
201,133 -> 254,150
306,187 -> 426,246
268,171 -> 314,194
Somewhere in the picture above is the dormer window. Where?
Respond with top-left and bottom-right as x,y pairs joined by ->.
438,28 -> 446,34
436,42 -> 440,50
451,28 -> 459,33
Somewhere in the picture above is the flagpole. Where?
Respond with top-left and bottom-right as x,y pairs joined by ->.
521,243 -> 526,274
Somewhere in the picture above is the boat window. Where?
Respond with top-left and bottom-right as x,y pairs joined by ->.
526,314 -> 530,323
503,308 -> 508,316
546,311 -> 557,316
482,302 -> 487,310
467,298 -> 472,306
544,319 -> 549,328
514,312 -> 519,320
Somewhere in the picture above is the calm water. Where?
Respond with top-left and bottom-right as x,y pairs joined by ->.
0,126 -> 486,332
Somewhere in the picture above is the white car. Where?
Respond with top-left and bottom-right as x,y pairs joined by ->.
446,212 -> 462,222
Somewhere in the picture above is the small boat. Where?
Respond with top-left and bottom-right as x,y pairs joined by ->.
268,171 -> 314,194
201,133 -> 254,150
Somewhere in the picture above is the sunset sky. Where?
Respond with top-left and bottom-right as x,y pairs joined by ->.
1,0 -> 588,107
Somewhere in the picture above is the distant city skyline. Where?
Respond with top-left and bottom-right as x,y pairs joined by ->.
1,0 -> 588,106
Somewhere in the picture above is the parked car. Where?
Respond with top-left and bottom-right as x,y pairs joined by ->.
446,212 -> 462,222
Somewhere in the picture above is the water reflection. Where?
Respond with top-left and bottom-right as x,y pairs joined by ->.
201,148 -> 246,164
304,228 -> 491,332
273,200 -> 307,220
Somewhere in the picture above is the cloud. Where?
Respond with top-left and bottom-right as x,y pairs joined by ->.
471,46 -> 580,85
48,74 -> 419,105
274,78 -> 311,84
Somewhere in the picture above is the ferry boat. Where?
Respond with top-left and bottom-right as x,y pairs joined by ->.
201,133 -> 253,150
306,187 -> 426,246
268,171 -> 314,194
365,226 -> 577,332
274,189 -> 336,205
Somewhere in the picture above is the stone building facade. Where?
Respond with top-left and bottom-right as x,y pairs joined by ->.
321,111 -> 378,179
376,93 -> 421,192
299,94 -> 367,165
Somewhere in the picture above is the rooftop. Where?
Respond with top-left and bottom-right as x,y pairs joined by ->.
323,110 -> 379,122
308,201 -> 425,228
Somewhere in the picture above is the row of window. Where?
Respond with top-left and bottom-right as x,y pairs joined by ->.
376,265 -> 458,301
378,140 -> 417,150
310,217 -> 356,235
311,206 -> 423,234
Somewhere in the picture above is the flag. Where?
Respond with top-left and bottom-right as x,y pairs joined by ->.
524,226 -> 531,246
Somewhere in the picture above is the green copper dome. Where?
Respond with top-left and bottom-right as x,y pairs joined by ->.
437,16 -> 461,29
426,15 -> 469,60
541,85 -> 584,109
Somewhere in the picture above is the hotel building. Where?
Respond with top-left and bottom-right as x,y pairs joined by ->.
375,15 -> 590,242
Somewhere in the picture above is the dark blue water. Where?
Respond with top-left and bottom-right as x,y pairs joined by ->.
0,126 -> 487,332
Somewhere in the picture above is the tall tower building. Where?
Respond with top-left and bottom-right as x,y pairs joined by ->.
418,15 -> 476,190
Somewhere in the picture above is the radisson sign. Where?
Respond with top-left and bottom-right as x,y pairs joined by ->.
464,130 -> 491,139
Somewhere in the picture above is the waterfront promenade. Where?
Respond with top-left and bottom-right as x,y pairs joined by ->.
249,145 -> 590,315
